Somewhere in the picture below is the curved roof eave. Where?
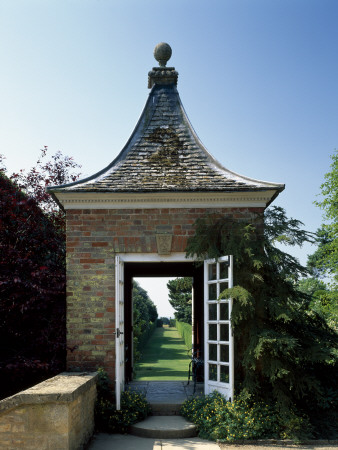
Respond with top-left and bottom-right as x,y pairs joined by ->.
47,87 -> 157,193
177,93 -> 285,191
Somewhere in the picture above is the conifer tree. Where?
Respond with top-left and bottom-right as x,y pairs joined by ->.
167,277 -> 192,324
185,206 -> 338,438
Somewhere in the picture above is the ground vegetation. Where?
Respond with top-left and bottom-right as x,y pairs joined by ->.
95,368 -> 151,433
181,391 -> 309,442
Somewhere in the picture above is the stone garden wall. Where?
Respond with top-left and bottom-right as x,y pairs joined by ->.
0,372 -> 97,450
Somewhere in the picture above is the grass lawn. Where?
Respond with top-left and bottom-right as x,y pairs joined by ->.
134,326 -> 191,380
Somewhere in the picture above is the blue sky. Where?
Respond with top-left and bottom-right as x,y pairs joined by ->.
1,1 -> 337,308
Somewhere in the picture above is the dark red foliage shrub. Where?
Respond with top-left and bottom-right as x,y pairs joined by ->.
0,149 -> 81,399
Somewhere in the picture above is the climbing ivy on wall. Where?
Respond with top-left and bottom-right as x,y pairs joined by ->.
185,206 -> 338,438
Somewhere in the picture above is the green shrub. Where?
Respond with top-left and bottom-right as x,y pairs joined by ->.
95,368 -> 151,433
181,391 -> 313,441
176,320 -> 192,350
278,408 -> 313,442
134,320 -> 157,361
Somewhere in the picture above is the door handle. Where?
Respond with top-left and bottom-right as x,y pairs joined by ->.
114,328 -> 124,338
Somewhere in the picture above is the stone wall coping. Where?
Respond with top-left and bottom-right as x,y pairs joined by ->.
0,371 -> 98,414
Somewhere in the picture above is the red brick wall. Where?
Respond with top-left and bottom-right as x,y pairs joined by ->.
65,207 -> 264,381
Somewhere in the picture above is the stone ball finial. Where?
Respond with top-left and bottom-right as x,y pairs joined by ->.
154,42 -> 172,67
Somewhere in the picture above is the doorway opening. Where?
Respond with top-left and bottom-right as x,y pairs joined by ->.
133,277 -> 187,381
123,262 -> 204,384
132,276 -> 188,381
115,254 -> 234,409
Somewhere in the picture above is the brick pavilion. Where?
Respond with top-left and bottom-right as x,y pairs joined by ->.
48,43 -> 284,404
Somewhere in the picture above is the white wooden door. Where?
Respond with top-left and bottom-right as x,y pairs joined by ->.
115,255 -> 125,410
204,256 -> 234,400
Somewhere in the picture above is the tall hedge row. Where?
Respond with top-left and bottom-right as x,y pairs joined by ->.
137,320 -> 157,351
175,320 -> 192,350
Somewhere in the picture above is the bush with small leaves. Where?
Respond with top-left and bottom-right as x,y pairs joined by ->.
95,368 -> 151,433
181,391 -> 313,442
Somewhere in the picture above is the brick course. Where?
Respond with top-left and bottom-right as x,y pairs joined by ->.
65,206 -> 264,383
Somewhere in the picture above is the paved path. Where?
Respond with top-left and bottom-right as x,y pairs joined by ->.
127,380 -> 204,404
88,433 -> 219,449
88,434 -> 338,450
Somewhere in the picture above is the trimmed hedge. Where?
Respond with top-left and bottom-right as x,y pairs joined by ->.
176,320 -> 192,350
137,320 -> 157,351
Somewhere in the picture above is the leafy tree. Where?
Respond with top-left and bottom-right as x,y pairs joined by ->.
314,151 -> 338,284
297,277 -> 327,297
298,234 -> 338,331
1,147 -> 80,229
307,225 -> 334,278
306,151 -> 338,329
159,317 -> 170,325
167,277 -> 192,324
298,276 -> 337,330
0,148 -> 81,399
296,152 -> 338,331
185,206 -> 338,438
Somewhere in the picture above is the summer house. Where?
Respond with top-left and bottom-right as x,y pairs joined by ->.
48,43 -> 284,407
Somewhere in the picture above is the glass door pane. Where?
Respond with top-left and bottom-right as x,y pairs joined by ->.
204,256 -> 233,400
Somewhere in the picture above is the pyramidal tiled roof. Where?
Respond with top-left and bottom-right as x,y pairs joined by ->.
48,43 -> 284,197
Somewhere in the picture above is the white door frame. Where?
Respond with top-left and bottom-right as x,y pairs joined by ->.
115,255 -> 125,410
115,252 -> 189,409
115,252 -> 234,407
119,253 -> 190,263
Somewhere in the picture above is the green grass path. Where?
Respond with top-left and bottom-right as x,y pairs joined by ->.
134,326 -> 191,380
